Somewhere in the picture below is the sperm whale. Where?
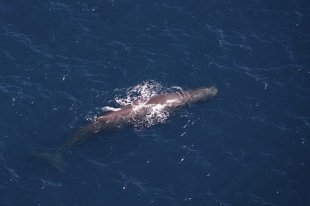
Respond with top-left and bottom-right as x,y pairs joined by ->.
32,86 -> 218,171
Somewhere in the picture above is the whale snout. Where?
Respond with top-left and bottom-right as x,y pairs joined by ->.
197,86 -> 218,98
205,86 -> 218,96
188,86 -> 218,103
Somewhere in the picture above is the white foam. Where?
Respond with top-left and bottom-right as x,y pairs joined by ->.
114,81 -> 174,128
115,80 -> 162,107
99,81 -> 185,128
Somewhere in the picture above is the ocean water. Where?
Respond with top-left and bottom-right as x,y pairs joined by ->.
1,0 -> 309,205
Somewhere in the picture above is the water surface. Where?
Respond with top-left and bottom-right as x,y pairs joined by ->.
0,0 -> 309,205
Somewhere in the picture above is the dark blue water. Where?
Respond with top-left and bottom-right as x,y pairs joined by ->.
1,0 -> 309,205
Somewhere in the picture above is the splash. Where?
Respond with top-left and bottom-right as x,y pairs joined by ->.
114,81 -> 179,128
115,80 -> 163,106
132,103 -> 170,128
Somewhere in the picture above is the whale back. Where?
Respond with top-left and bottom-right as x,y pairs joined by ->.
146,93 -> 181,105
146,86 -> 218,107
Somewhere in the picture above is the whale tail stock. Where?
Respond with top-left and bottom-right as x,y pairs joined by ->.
30,147 -> 66,172
29,124 -> 99,172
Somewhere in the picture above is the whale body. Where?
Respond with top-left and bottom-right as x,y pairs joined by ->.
66,86 -> 218,147
32,86 -> 218,171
